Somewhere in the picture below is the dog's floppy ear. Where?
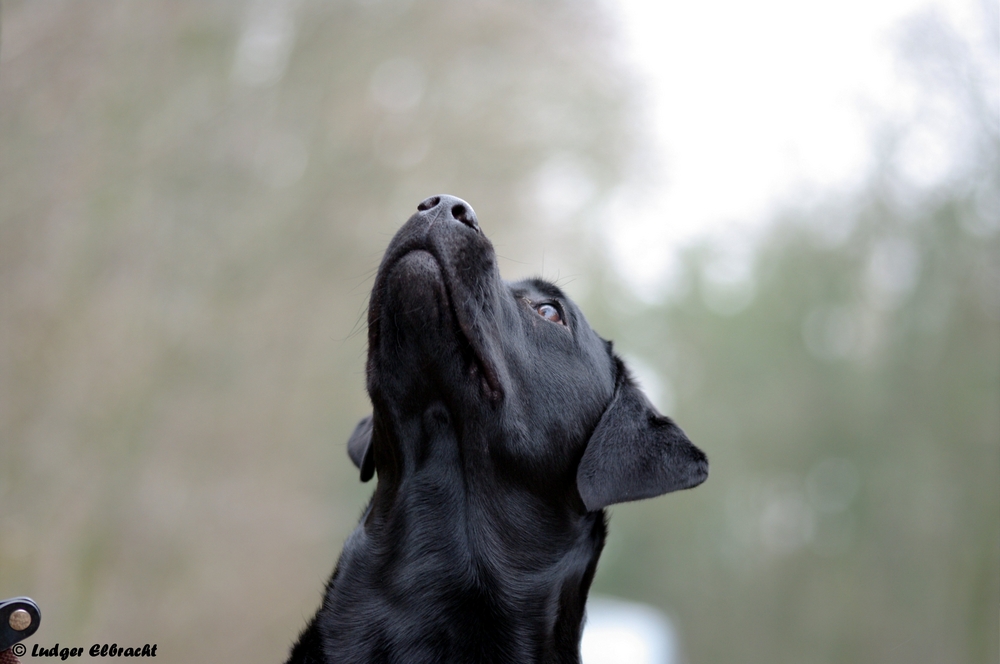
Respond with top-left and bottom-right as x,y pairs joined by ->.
576,359 -> 708,511
347,415 -> 375,482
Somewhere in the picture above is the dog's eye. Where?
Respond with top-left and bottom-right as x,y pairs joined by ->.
536,303 -> 563,325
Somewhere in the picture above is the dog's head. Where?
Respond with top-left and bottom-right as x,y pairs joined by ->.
348,195 -> 707,511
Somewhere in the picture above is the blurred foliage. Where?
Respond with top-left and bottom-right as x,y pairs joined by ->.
0,1 -> 636,661
586,43 -> 1000,664
0,1 -> 996,664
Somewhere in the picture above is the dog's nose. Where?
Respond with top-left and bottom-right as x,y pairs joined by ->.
416,195 -> 480,232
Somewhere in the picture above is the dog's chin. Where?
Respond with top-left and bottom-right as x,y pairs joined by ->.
384,250 -> 447,322
376,250 -> 500,405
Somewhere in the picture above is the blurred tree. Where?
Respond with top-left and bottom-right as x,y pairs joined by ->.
0,1 -> 638,661
588,11 -> 1000,663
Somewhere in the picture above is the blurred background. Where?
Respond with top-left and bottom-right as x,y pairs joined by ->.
0,1 -> 996,662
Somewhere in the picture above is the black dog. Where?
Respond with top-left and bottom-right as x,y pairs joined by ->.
286,196 -> 707,664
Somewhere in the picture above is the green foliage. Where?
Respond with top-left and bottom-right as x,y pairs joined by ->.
592,141 -> 1000,664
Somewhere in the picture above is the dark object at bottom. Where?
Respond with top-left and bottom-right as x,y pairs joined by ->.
0,597 -> 40,658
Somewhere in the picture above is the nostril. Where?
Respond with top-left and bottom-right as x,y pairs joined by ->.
451,204 -> 479,231
417,196 -> 440,212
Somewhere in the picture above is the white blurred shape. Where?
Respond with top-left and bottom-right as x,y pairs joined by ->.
604,0 -> 987,299
601,187 -> 682,304
370,58 -> 426,113
896,120 -> 959,187
582,596 -> 679,664
232,0 -> 298,88
532,154 -> 597,226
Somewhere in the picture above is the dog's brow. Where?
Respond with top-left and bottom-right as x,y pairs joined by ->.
518,278 -> 567,301
536,283 -> 566,300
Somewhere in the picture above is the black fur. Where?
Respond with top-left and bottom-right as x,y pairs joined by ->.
285,195 -> 708,664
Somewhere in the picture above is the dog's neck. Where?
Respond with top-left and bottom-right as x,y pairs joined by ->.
320,406 -> 606,664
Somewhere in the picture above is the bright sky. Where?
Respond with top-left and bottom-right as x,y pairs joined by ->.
601,0 -> 993,300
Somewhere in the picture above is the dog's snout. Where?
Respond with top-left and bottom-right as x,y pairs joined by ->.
416,194 -> 480,232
